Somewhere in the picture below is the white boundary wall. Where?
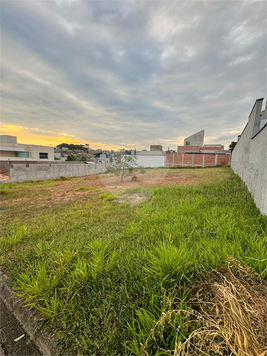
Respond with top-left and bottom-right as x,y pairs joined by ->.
135,154 -> 166,168
6,163 -> 108,182
231,99 -> 267,215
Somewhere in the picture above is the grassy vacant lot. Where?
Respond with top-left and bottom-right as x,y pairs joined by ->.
1,167 -> 266,355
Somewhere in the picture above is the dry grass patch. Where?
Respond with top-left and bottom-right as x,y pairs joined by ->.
99,167 -> 230,196
139,258 -> 267,356
188,257 -> 267,356
118,192 -> 150,206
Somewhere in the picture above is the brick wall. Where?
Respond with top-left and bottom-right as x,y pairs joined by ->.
217,154 -> 231,166
184,153 -> 193,165
177,145 -> 200,151
200,146 -> 222,151
166,153 -> 230,167
165,153 -> 173,166
204,154 -> 215,166
194,154 -> 204,166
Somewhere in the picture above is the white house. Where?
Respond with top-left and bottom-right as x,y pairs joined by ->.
130,150 -> 166,168
0,135 -> 54,161
97,153 -> 110,163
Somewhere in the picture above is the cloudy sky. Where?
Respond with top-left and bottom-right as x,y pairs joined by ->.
1,0 -> 266,150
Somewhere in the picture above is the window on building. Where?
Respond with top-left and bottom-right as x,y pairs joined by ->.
39,152 -> 48,159
186,141 -> 190,146
15,151 -> 29,157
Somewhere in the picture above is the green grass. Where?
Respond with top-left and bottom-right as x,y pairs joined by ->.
0,167 -> 266,355
99,192 -> 117,201
75,186 -> 90,191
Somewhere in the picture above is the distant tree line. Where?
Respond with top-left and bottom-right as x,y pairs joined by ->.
57,143 -> 89,151
229,141 -> 237,152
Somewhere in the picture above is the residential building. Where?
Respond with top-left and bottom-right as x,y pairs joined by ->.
150,145 -> 163,151
96,153 -> 110,163
183,130 -> 204,146
130,147 -> 166,167
167,131 -> 230,167
0,135 -> 54,161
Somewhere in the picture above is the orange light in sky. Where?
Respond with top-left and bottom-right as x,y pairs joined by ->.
0,124 -> 81,146
0,124 -> 130,150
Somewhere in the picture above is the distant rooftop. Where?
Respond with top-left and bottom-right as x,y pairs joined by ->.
184,130 -> 204,146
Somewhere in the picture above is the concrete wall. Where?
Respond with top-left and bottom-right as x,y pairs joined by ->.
183,130 -> 204,146
5,163 -> 108,182
135,155 -> 166,168
0,135 -> 17,144
0,161 -> 11,174
166,152 -> 230,167
231,98 -> 267,215
135,150 -> 165,156
0,160 -> 81,175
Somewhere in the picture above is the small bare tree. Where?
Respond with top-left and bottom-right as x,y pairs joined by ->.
107,152 -> 145,183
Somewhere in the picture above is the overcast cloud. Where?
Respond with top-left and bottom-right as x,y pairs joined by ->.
1,0 -> 266,149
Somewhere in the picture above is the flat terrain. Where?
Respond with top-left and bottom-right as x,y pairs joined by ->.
1,167 -> 266,355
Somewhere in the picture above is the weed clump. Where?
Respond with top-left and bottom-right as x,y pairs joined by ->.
132,258 -> 267,356
187,258 -> 267,356
76,187 -> 89,191
99,193 -> 116,201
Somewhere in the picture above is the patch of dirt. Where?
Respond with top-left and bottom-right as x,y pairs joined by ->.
1,197 -> 27,205
157,175 -> 197,186
118,192 -> 150,205
0,173 -> 10,181
45,176 -> 104,204
1,171 -> 199,208
99,171 -> 198,192
41,172 -> 198,205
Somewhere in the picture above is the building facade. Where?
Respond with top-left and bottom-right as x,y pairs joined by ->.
183,130 -> 204,146
0,135 -> 54,161
150,145 -> 163,151
167,132 -> 230,167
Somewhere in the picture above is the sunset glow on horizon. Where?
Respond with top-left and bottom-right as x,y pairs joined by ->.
1,1 -> 265,150
0,124 -> 132,151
